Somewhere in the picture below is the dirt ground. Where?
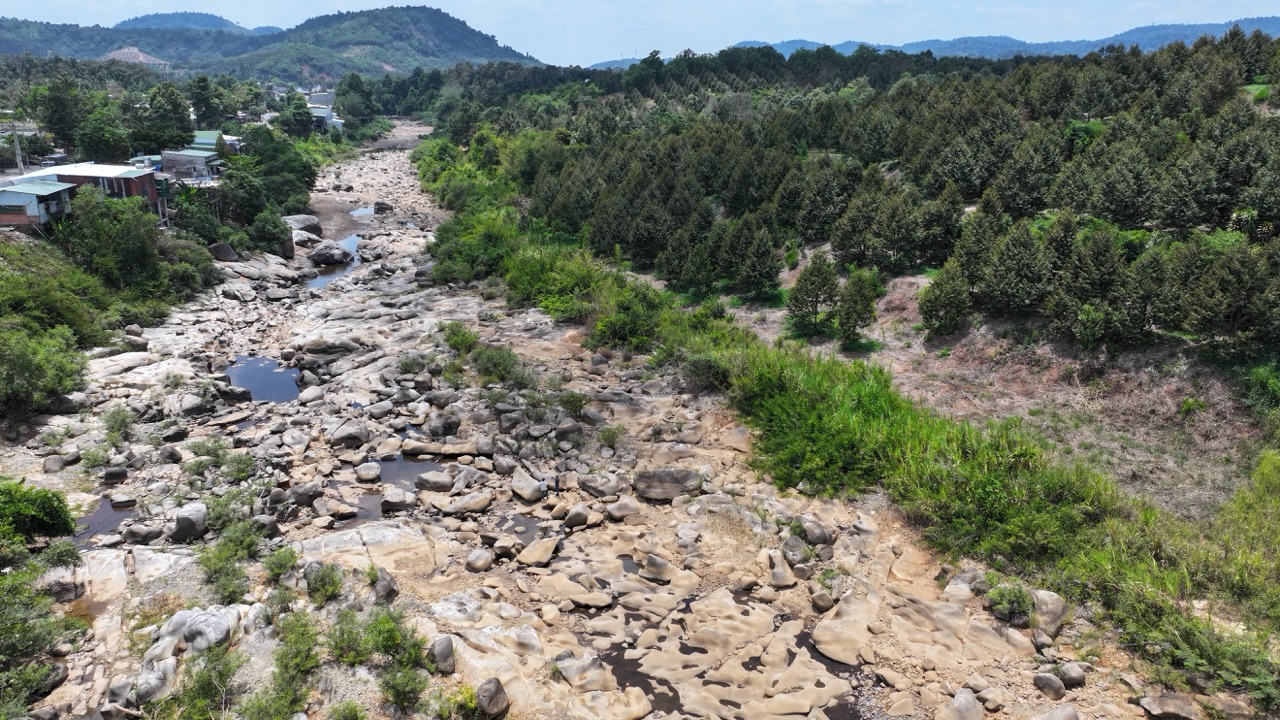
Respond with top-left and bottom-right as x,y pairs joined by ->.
727,252 -> 1262,521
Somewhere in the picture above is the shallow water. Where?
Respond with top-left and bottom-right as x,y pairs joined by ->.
307,235 -> 361,290
225,355 -> 300,403
74,501 -> 134,546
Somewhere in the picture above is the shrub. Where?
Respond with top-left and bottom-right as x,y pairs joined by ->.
307,563 -> 344,606
326,609 -> 372,667
263,547 -> 298,583
0,325 -> 86,418
598,425 -> 626,449
918,258 -> 971,337
0,480 -> 76,541
240,612 -> 319,720
1179,397 -> 1207,416
438,321 -> 478,355
988,584 -> 1034,620
328,701 -> 366,720
680,353 -> 731,394
470,344 -> 519,382
397,354 -> 426,375
379,665 -> 429,714
199,521 -> 262,604
434,684 -> 478,719
558,391 -> 590,417
154,644 -> 246,720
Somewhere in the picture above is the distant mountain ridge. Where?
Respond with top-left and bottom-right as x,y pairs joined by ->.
0,6 -> 539,82
113,12 -> 281,36
735,17 -> 1280,61
589,16 -> 1280,69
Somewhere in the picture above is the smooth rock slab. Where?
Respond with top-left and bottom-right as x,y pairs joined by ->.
633,468 -> 704,502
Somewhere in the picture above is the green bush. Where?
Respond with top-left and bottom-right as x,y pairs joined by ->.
379,666 -> 429,714
263,547 -> 298,583
154,644 -> 246,720
0,480 -> 76,542
325,609 -> 372,666
438,321 -> 478,355
198,521 -> 262,604
598,425 -> 626,449
558,391 -> 590,417
240,612 -> 319,720
306,563 -> 344,606
0,325 -> 86,418
988,583 -> 1034,619
470,344 -> 519,382
328,701 -> 366,720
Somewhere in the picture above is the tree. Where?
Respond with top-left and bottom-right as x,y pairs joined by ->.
737,228 -> 781,299
38,75 -> 82,149
247,210 -> 289,253
786,251 -> 838,334
982,221 -> 1050,316
74,107 -> 131,163
51,186 -> 162,291
918,258 -> 972,337
131,82 -> 195,153
275,92 -> 314,139
835,267 -> 879,344
0,326 -> 85,418
188,75 -> 222,130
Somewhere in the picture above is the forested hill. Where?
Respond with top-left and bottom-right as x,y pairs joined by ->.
0,6 -> 539,82
734,16 -> 1280,60
113,12 -> 281,36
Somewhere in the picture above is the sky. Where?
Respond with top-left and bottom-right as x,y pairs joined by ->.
8,0 -> 1277,66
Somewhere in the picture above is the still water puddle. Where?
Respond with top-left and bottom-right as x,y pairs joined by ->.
225,355 -> 299,403
307,235 -> 361,290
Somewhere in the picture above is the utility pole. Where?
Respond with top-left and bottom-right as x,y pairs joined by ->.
13,127 -> 23,174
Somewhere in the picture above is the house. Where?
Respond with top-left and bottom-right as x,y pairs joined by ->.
308,105 -> 345,132
161,149 -> 223,181
190,130 -> 239,155
307,92 -> 335,108
0,180 -> 76,226
13,162 -> 165,217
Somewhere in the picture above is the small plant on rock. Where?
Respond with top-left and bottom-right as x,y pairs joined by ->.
326,609 -> 372,666
328,701 -> 366,720
380,666 -> 430,715
263,547 -> 298,583
599,425 -> 626,449
988,583 -> 1034,622
438,321 -> 478,355
307,563 -> 344,607
558,391 -> 590,418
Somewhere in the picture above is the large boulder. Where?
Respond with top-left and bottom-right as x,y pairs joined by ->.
208,243 -> 238,262
325,419 -> 370,448
1033,589 -> 1071,637
937,688 -> 983,720
1138,693 -> 1205,720
181,608 -> 234,653
474,677 -> 510,720
310,241 -> 353,266
282,215 -> 322,236
429,635 -> 455,674
170,502 -> 208,543
633,468 -> 704,502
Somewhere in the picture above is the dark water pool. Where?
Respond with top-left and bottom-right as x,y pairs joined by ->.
75,500 -> 134,546
225,355 -> 300,403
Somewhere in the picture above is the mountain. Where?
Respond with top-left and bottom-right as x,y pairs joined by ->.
113,12 -> 280,36
733,17 -> 1280,61
0,6 -> 539,82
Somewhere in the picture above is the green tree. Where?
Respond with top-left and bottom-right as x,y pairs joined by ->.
51,186 -> 162,291
74,106 -> 131,163
918,258 -> 972,337
37,75 -> 82,149
835,266 -> 879,344
187,75 -> 222,130
131,82 -> 195,153
983,221 -> 1050,316
786,251 -> 838,334
737,228 -> 781,299
275,92 -> 314,139
247,210 -> 290,254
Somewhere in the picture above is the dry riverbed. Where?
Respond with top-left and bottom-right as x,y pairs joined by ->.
8,124 -> 1236,720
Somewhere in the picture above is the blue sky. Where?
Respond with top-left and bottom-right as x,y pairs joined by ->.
12,0 -> 1277,66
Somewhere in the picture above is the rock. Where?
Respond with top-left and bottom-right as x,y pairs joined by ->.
380,488 -> 416,513
441,491 -> 493,515
474,677 -> 510,720
429,635 -> 455,674
554,417 -> 582,440
564,503 -> 590,529
181,608 -> 233,653
102,467 -> 128,485
250,515 -> 280,537
516,537 -> 559,567
633,468 -> 704,502
765,549 -> 796,588
282,215 -> 323,236
780,534 -> 809,566
208,243 -> 238,262
811,588 -> 834,612
310,241 -> 354,266
1138,693 -> 1205,720
373,200 -> 394,214
42,455 -> 66,473
276,233 -> 295,259
799,515 -> 833,545
937,688 -> 983,720
1033,589 -> 1070,637
1057,661 -> 1086,689
466,548 -> 495,572
170,502 -> 208,543
373,567 -> 398,605
355,462 -> 382,482
134,657 -> 177,703
367,400 -> 395,420
292,230 -> 322,249
606,495 -> 641,521
1033,673 -> 1067,701
326,419 -> 370,448
123,523 -> 163,544
1032,706 -> 1080,720
415,471 -> 455,492
510,470 -> 544,503
1033,628 -> 1054,650
109,493 -> 136,508
288,482 -> 323,507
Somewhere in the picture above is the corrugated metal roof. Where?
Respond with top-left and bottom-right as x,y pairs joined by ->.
21,162 -> 152,180
166,149 -> 221,158
0,180 -> 77,196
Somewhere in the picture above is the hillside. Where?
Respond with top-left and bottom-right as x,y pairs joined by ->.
0,6 -> 539,82
113,12 -> 280,36
734,16 -> 1280,60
